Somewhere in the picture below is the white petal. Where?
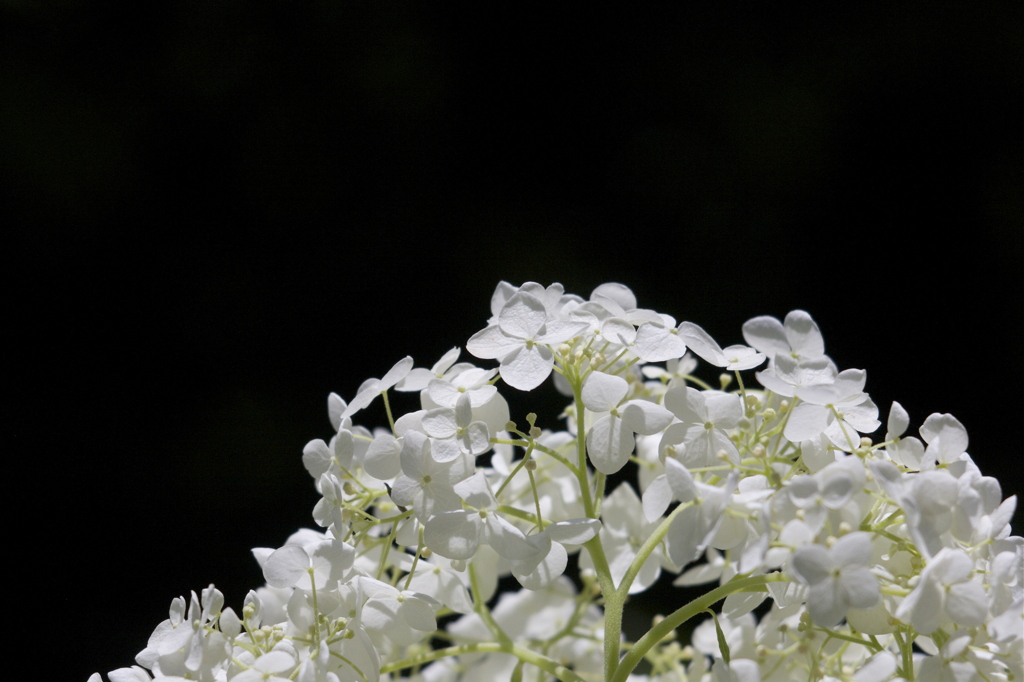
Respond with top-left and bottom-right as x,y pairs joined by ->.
665,457 -> 699,502
364,435 -> 401,480
499,344 -> 554,391
601,317 -> 637,346
791,544 -> 832,585
582,371 -> 629,413
379,356 -> 414,392
422,408 -> 458,439
677,321 -> 726,366
853,652 -> 897,682
807,579 -> 846,627
840,566 -> 880,609
459,422 -> 491,456
536,319 -> 590,344
429,436 -> 462,463
723,589 -> 767,619
887,401 -> 910,438
545,518 -> 601,545
454,392 -> 473,427
302,439 -> 332,478
642,475 -> 673,522
263,545 -> 309,589
946,581 -> 988,626
498,291 -> 548,339
721,344 -> 765,371
741,315 -> 788,357
634,322 -> 687,362
453,471 -> 497,509
784,403 -> 830,442
831,532 -> 872,569
620,399 -> 674,435
705,392 -> 743,428
466,325 -> 521,360
400,597 -> 437,631
586,414 -> 635,475
513,540 -> 567,590
664,386 -> 706,423
423,511 -> 481,560
591,282 -> 637,312
784,310 -> 825,358
665,505 -> 707,567
897,578 -> 943,634
328,392 -> 347,431
485,514 -> 541,560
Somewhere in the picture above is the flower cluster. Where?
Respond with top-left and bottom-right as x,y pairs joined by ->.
93,282 -> 1022,682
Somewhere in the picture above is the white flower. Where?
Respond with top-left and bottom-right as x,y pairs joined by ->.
262,538 -> 354,591
790,532 -> 880,627
883,401 -> 925,469
343,356 -> 415,416
634,316 -> 688,362
742,310 -> 826,364
389,431 -> 464,521
754,353 -> 837,398
423,471 -> 538,561
659,459 -> 737,568
404,555 -> 474,614
421,392 -> 491,462
395,346 -> 462,392
919,412 -> 969,468
678,321 -> 766,371
467,291 -> 588,390
233,651 -> 297,682
895,547 -> 988,634
785,369 -> 880,451
661,386 -> 743,466
302,428 -> 355,481
425,366 -> 499,408
581,370 -> 673,474
357,576 -> 441,647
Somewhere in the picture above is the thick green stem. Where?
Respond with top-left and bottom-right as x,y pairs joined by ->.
610,573 -> 785,682
570,377 -> 620,680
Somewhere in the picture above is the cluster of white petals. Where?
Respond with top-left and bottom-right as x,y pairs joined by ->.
94,281 -> 1022,682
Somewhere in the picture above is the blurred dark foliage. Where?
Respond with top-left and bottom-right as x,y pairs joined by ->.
3,2 -> 1021,678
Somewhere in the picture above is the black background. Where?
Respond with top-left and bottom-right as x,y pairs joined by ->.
4,3 -> 1022,679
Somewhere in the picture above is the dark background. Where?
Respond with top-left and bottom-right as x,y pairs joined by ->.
3,3 -> 1022,679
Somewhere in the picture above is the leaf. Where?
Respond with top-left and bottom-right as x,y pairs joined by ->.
706,609 -> 731,665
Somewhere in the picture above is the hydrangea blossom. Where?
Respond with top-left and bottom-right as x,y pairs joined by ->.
93,281 -> 1022,682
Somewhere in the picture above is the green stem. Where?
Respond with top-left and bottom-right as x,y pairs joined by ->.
569,377 -> 620,680
380,642 -> 587,682
381,389 -> 396,433
470,562 -> 511,646
610,573 -> 785,682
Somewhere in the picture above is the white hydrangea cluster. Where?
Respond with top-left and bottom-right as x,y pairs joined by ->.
92,281 -> 1022,682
